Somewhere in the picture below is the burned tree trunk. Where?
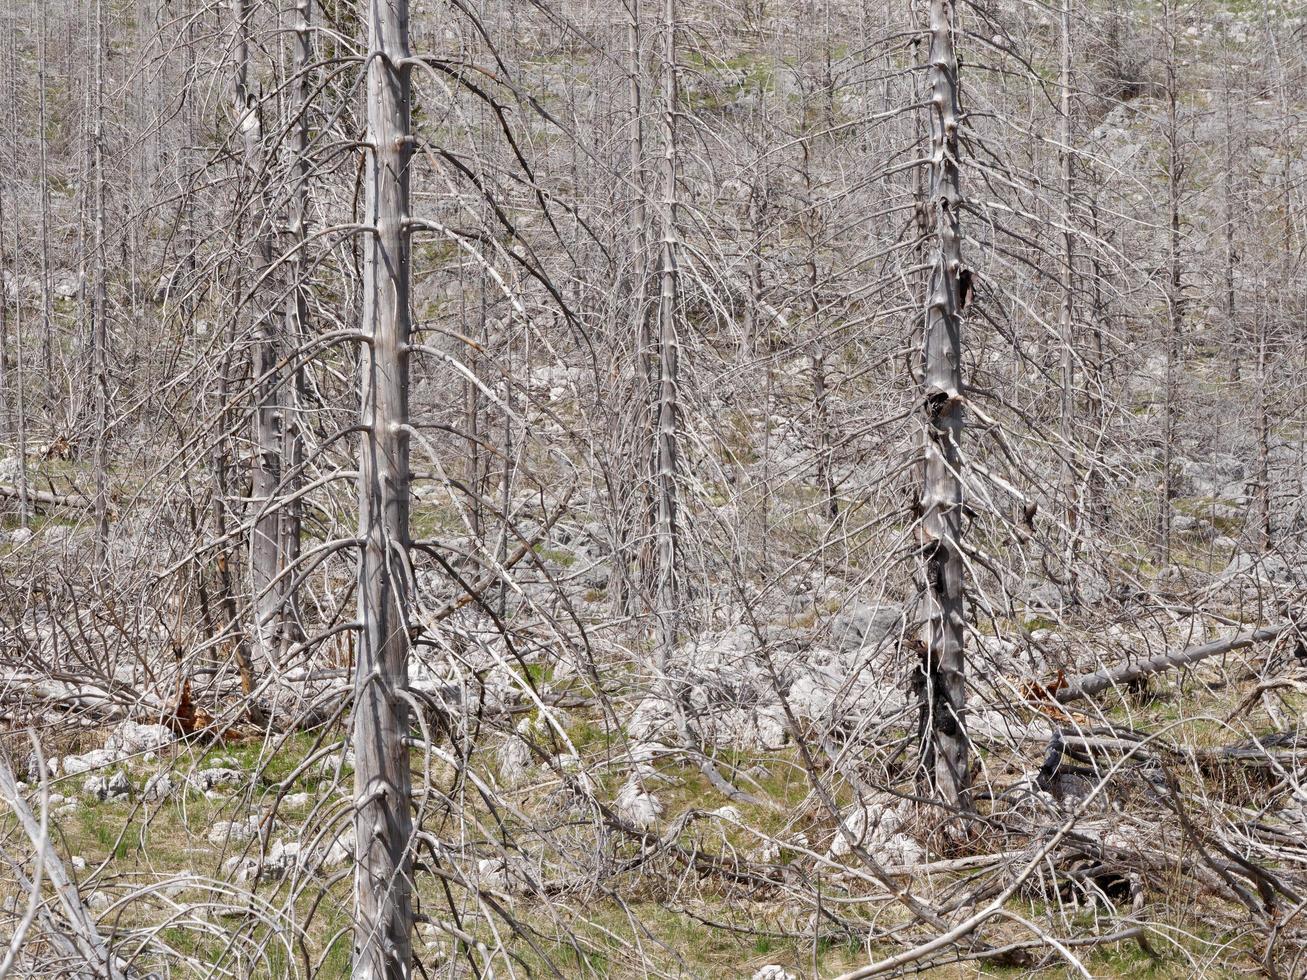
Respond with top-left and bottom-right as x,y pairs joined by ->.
352,0 -> 415,974
914,0 -> 969,809
654,0 -> 681,659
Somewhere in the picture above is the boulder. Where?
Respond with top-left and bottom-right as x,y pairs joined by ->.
1221,552 -> 1294,586
83,771 -> 131,802
829,601 -> 903,651
142,772 -> 174,803
828,796 -> 925,868
1178,454 -> 1245,497
1172,514 -> 1215,540
208,816 -> 261,846
189,767 -> 243,791
104,721 -> 173,758
63,749 -> 119,776
320,827 -> 355,869
614,769 -> 663,831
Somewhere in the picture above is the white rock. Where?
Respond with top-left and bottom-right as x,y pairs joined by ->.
189,768 -> 243,791
86,892 -> 112,913
142,772 -> 174,803
615,771 -> 663,831
282,792 -> 310,809
627,698 -> 675,741
751,967 -> 798,980
63,749 -> 119,776
321,827 -> 356,869
476,858 -> 509,890
208,816 -> 261,846
71,856 -> 86,871
82,771 -> 130,802
223,855 -> 257,883
104,721 -> 173,758
496,726 -> 533,789
829,797 -> 913,863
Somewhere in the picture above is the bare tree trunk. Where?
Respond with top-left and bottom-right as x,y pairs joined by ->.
353,0 -> 415,973
801,144 -> 837,521
1158,0 -> 1182,567
91,0 -> 110,563
1058,0 -> 1077,563
279,0 -> 313,654
654,0 -> 680,657
1253,312 -> 1270,550
914,0 -> 968,809
233,0 -> 284,669
609,0 -> 648,617
36,0 -> 53,414
1220,55 -> 1240,383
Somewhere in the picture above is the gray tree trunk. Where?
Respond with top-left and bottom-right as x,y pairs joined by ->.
279,0 -> 313,654
1158,0 -> 1182,566
232,0 -> 284,669
353,0 -> 415,973
91,0 -> 110,563
915,0 -> 968,809
1058,0 -> 1077,561
654,0 -> 680,657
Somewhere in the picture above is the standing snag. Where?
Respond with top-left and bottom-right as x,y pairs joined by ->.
353,0 -> 416,974
914,0 -> 969,810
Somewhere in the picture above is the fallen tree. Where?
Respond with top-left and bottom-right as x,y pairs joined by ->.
0,483 -> 101,514
1056,624 -> 1290,704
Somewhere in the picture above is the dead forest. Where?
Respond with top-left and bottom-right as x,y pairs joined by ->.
1,0 -> 1307,976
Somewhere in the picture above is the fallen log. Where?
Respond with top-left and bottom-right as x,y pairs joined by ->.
1056,624 -> 1289,705
0,483 -> 99,513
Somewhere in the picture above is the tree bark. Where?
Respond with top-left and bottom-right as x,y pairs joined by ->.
1058,0 -> 1077,560
353,0 -> 415,973
915,0 -> 968,809
232,0 -> 285,670
654,0 -> 680,658
279,0 -> 313,655
1158,0 -> 1182,566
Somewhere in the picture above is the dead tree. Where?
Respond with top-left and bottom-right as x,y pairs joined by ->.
279,0 -> 313,652
1058,0 -> 1077,561
90,0 -> 110,562
653,0 -> 681,659
914,0 -> 969,809
1157,0 -> 1185,566
353,0 -> 416,973
231,0 -> 285,668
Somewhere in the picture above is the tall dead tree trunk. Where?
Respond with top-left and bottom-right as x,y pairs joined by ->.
91,0 -> 110,563
353,0 -> 415,973
654,0 -> 680,658
1058,0 -> 1077,562
914,0 -> 968,809
279,0 -> 313,654
1158,0 -> 1182,566
609,0 -> 648,618
36,0 -> 53,413
233,0 -> 284,669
